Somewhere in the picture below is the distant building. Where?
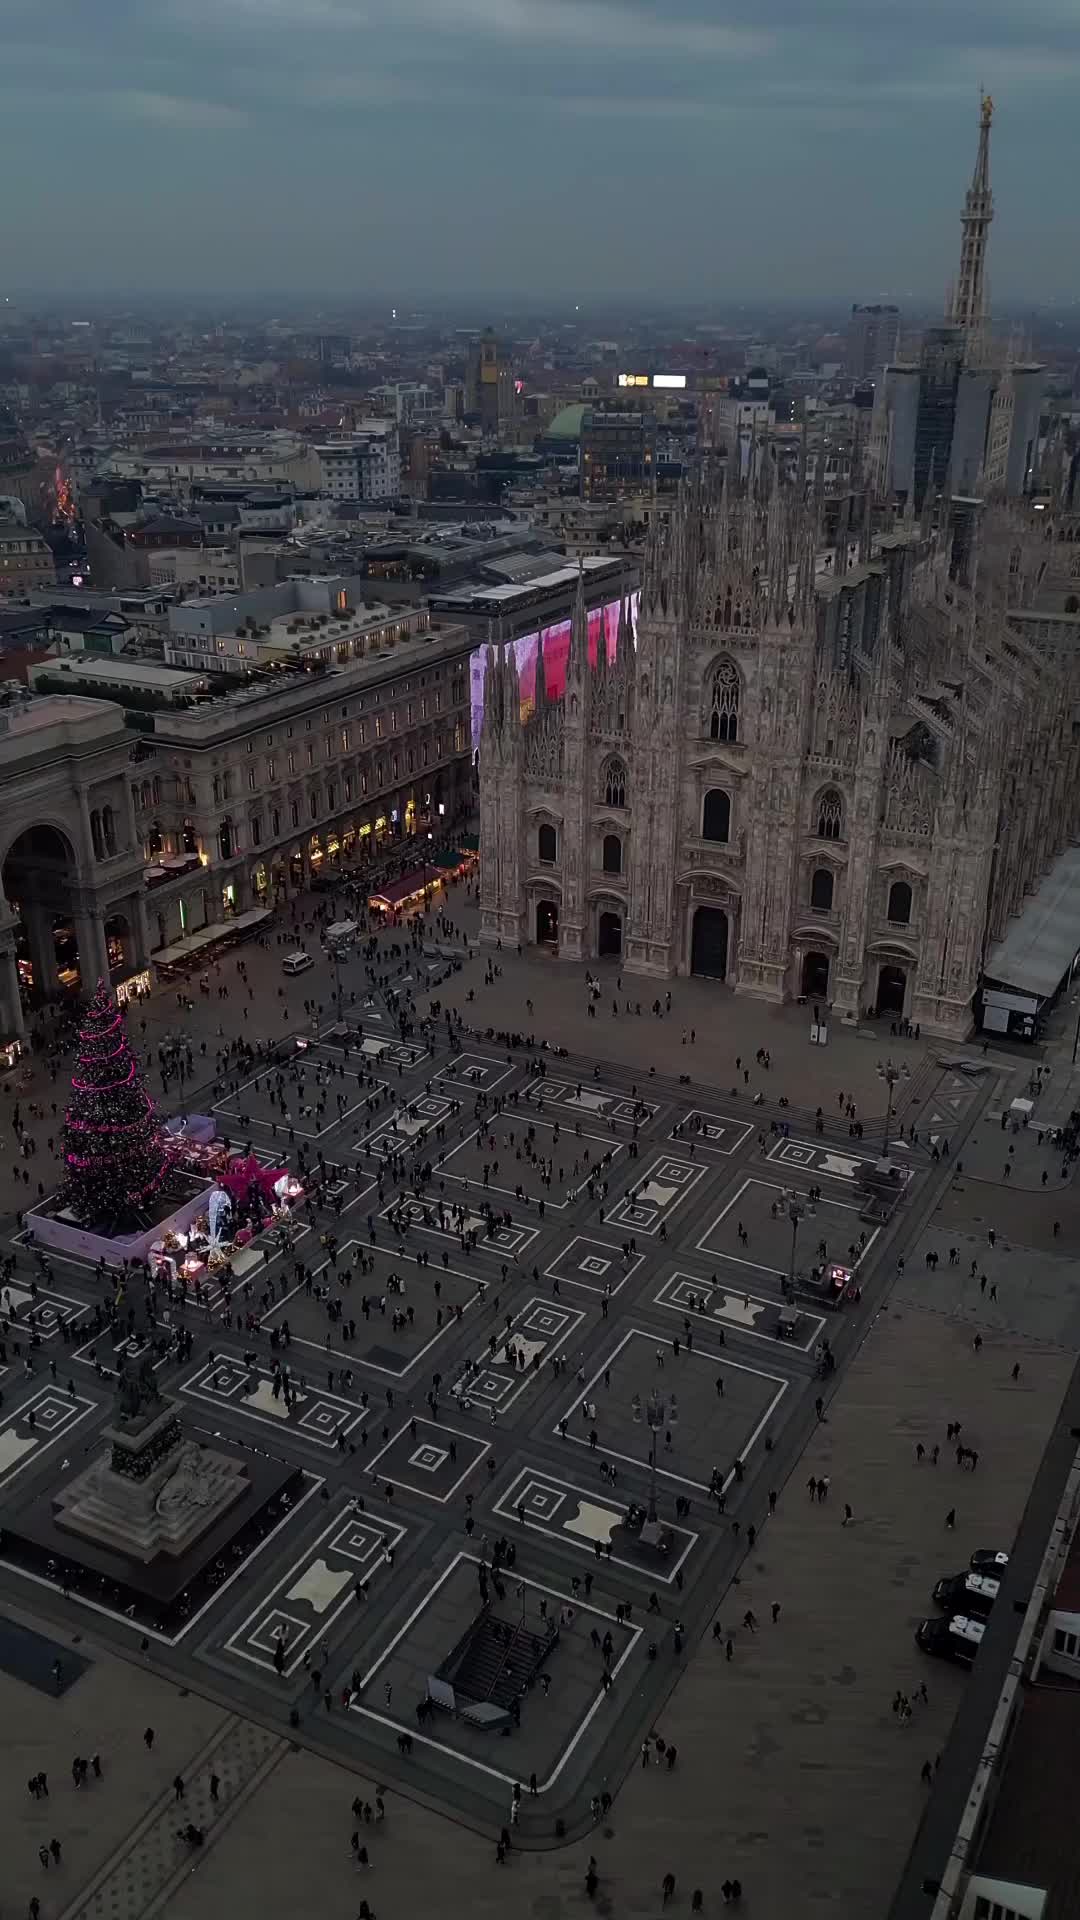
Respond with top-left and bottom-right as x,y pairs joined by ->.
466,329 -> 516,436
314,425 -> 401,503
580,401 -> 656,502
0,520 -> 54,596
846,305 -> 900,381
869,98 -> 1044,507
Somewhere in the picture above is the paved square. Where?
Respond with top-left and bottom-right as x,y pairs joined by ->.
221,1503 -> 406,1676
524,1077 -> 658,1129
607,1154 -> 706,1235
669,1109 -> 754,1156
655,1272 -> 827,1350
493,1466 -> 698,1580
213,1058 -> 374,1139
364,1417 -> 489,1501
354,1092 -> 455,1159
0,1281 -> 88,1341
0,1007 -> 962,1860
381,1191 -> 540,1257
259,1244 -> 485,1374
349,1552 -> 640,1791
765,1136 -> 912,1186
545,1234 -> 645,1296
436,1114 -> 620,1210
451,1295 -> 586,1413
0,1384 -> 98,1491
435,1052 -> 516,1092
553,1328 -> 787,1492
179,1355 -> 368,1448
696,1174 -> 876,1280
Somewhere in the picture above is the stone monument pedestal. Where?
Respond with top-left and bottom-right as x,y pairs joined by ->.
54,1398 -> 250,1566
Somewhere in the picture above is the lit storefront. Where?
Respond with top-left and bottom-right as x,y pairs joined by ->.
115,969 -> 152,1007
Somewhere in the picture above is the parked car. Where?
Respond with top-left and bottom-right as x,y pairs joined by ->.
970,1548 -> 1009,1578
932,1571 -> 1000,1621
916,1613 -> 985,1666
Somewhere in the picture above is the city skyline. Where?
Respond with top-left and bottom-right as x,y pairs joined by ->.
1,0 -> 1078,299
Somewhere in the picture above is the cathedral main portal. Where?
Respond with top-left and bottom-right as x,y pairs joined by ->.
691,906 -> 728,980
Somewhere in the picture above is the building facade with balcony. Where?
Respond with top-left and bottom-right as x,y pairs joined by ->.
478,468 -> 1080,1038
131,618 -> 475,951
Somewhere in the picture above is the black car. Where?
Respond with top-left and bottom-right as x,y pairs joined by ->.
933,1571 -> 999,1621
970,1548 -> 1009,1578
916,1613 -> 985,1667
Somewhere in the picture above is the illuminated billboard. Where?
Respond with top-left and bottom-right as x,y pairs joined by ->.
470,591 -> 639,746
618,372 -> 687,390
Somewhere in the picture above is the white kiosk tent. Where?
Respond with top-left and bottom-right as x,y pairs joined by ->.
980,846 -> 1080,1040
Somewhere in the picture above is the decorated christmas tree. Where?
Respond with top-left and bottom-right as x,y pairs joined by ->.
60,978 -> 168,1229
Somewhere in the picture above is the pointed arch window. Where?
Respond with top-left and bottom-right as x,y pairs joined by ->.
702,789 -> 731,844
887,880 -> 912,925
709,659 -> 740,743
603,758 -> 627,809
816,789 -> 844,840
810,868 -> 834,911
602,834 -> 622,875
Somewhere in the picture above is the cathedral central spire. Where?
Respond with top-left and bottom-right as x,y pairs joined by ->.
948,92 -> 994,339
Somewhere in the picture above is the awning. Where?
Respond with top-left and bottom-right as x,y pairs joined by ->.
369,868 -> 439,909
152,907 -> 271,970
982,845 -> 1080,1002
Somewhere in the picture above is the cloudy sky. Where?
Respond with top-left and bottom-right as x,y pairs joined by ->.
1,0 -> 1076,301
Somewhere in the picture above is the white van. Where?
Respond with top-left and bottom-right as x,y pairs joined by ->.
282,951 -> 314,976
325,919 -> 359,947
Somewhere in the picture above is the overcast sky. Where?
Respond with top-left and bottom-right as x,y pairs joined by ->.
2,0 -> 1077,303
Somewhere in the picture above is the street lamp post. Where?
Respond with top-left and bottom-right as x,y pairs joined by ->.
880,1062 -> 901,1154
645,1388 -> 666,1527
785,1191 -> 807,1295
328,941 -> 345,1027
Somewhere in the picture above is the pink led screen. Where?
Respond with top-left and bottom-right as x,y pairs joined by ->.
469,591 -> 638,745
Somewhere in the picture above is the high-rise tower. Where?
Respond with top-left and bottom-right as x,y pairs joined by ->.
948,94 -> 994,339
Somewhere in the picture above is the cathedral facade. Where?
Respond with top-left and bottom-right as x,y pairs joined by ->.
477,462 -> 1080,1039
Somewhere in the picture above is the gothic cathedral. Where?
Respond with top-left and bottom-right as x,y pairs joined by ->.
478,459 -> 1080,1039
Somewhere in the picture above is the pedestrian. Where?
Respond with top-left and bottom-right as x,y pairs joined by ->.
49,1839 -> 61,1864
662,1872 -> 676,1906
842,1503 -> 853,1526
945,1507 -> 956,1529
209,1772 -> 220,1802
771,1601 -> 781,1624
743,1609 -> 757,1632
920,1759 -> 933,1785
174,1774 -> 185,1801
143,1726 -> 155,1750
1012,1362 -> 1021,1382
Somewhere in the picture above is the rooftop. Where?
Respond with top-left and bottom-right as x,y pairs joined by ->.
973,1687 -> 1080,1920
429,553 -> 628,612
149,618 -> 472,745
